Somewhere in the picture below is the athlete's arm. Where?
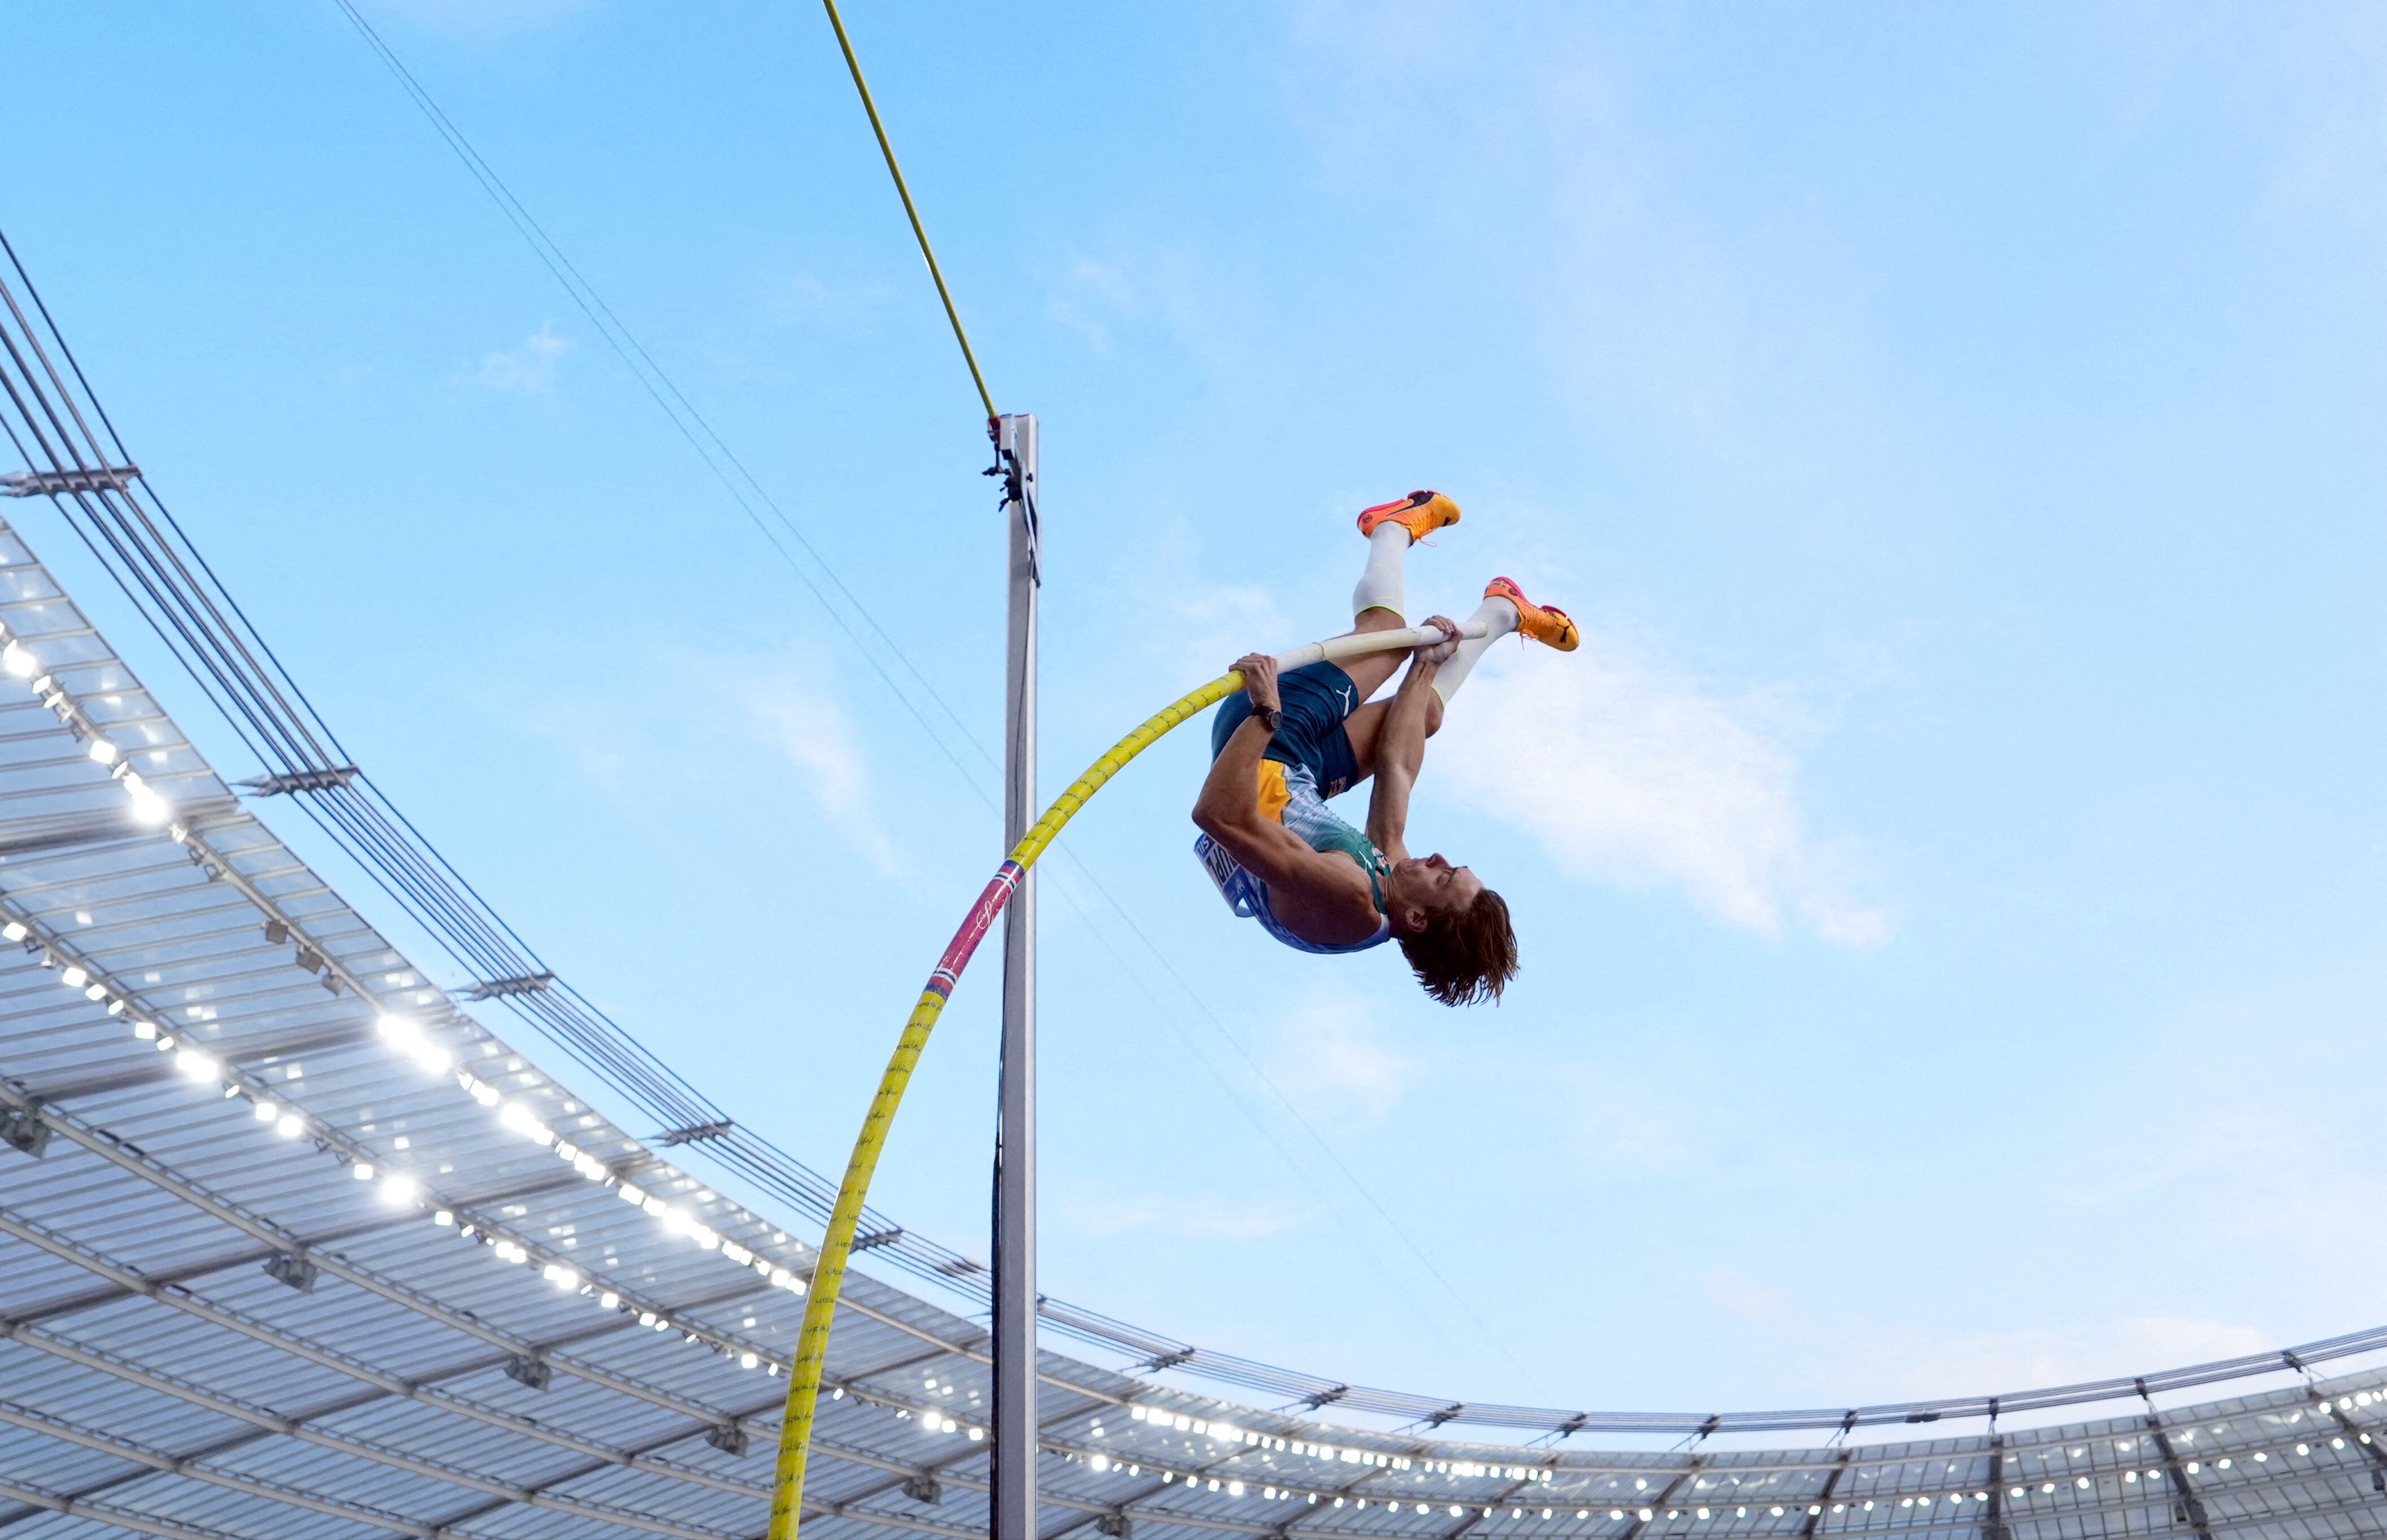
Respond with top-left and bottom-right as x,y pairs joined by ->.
1365,619 -> 1457,861
1194,654 -> 1374,904
1193,653 -> 1282,838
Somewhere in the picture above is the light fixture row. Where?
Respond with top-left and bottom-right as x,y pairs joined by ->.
0,627 -> 177,831
1126,1406 -> 1540,1479
1080,1398 -> 2383,1520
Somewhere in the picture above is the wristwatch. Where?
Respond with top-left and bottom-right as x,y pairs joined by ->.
1256,705 -> 1283,736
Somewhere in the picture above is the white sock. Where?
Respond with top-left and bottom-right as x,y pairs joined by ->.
1351,523 -> 1410,621
1431,596 -> 1519,705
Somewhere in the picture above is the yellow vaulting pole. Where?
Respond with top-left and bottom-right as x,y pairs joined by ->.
766,618 -> 1478,1540
765,674 -> 1239,1539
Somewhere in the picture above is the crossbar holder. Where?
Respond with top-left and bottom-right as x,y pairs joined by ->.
2,464 -> 139,497
238,766 -> 360,796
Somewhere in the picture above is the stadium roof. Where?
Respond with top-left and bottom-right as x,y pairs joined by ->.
1,518 -> 2385,1540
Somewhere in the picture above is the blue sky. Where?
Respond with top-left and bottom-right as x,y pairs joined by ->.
7,1 -> 2387,1426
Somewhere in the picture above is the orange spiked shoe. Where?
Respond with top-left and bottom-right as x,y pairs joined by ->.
1483,576 -> 1579,652
1356,489 -> 1462,544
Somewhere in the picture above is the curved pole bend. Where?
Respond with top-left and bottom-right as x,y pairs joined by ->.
766,618 -> 1480,1539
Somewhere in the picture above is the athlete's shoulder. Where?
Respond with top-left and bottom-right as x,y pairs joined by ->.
1266,854 -> 1387,948
1277,844 -> 1381,916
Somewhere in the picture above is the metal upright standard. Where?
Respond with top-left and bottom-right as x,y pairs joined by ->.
992,411 -> 1040,1540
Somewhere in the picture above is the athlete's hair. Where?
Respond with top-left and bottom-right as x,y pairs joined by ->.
1397,888 -> 1518,1007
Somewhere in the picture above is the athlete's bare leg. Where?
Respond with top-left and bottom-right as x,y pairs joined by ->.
1337,491 -> 1462,701
1334,606 -> 1416,702
1342,688 -> 1442,784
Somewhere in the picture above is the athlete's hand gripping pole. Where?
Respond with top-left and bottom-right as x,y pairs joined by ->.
1271,617 -> 1481,672
765,616 -> 1485,1540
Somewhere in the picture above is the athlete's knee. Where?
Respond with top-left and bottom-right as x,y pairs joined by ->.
1424,697 -> 1444,737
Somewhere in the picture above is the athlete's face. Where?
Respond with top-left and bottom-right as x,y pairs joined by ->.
1386,852 -> 1483,934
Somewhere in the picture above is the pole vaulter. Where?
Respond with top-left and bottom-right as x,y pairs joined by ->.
767,488 -> 1579,1539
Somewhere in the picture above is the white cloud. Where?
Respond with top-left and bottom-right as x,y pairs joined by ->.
1440,633 -> 1887,945
1032,231 -> 1256,392
1702,1266 -> 1797,1323
1261,993 -> 1415,1123
1145,576 -> 1297,692
1557,1068 -> 1691,1169
471,323 -> 572,393
472,640 -> 899,874
1701,1268 -> 2270,1408
738,675 -> 897,875
1047,257 -> 1138,353
1877,1316 -> 2271,1395
488,691 -> 633,788
750,271 -> 887,330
